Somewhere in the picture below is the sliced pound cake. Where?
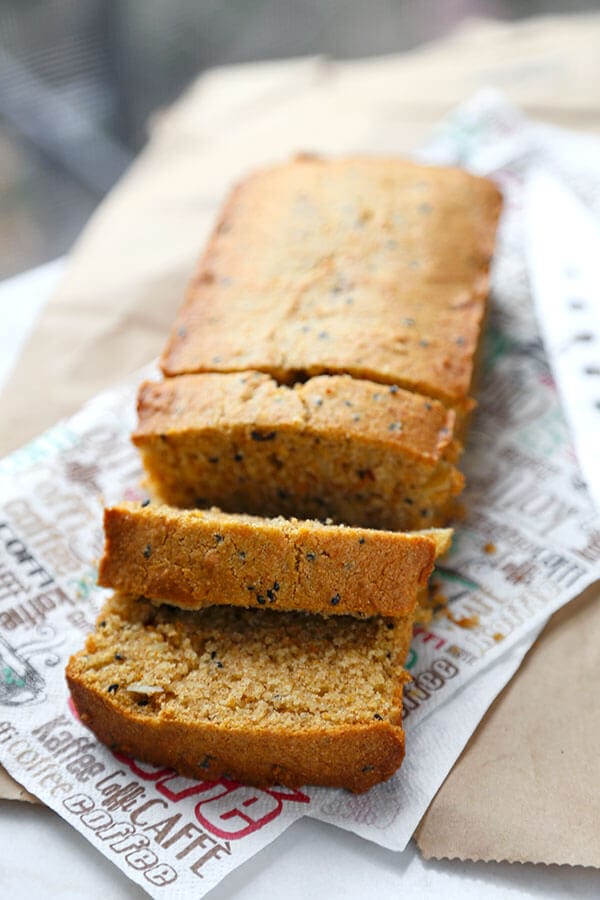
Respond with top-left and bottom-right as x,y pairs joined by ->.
98,502 -> 452,618
67,594 -> 412,792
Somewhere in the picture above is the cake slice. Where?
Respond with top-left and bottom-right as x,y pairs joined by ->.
98,502 -> 451,618
132,371 -> 463,531
160,156 -> 502,421
67,593 -> 412,792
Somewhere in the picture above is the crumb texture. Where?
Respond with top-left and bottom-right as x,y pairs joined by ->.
133,371 -> 463,530
67,594 -> 410,791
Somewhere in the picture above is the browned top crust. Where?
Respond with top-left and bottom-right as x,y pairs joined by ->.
160,156 -> 502,409
98,501 -> 452,617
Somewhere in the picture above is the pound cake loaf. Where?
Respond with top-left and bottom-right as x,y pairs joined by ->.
98,501 -> 452,618
132,371 -> 463,530
160,156 -> 502,418
67,593 -> 412,792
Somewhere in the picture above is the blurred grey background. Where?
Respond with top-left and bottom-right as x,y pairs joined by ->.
1,0 -> 599,279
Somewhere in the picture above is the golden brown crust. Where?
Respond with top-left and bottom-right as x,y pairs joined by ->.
132,371 -> 464,530
99,502 -> 450,617
67,674 -> 405,792
160,156 -> 502,410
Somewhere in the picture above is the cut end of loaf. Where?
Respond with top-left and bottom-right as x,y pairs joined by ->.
132,371 -> 464,531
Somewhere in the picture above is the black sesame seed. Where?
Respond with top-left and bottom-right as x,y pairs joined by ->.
352,414 -> 361,422
373,713 -> 383,720
314,397 -> 323,407
344,400 -> 353,407
358,538 -> 366,545
199,755 -> 215,769
306,552 -> 316,561
373,392 -> 382,400
420,509 -> 430,517
210,650 -> 217,659
267,589 -> 276,602
247,585 -> 255,592
137,699 -> 149,707
455,336 -> 465,346
277,489 -> 289,500
216,661 -> 224,669
251,430 -> 277,442
114,653 -> 124,661
99,620 -> 106,628
361,765 -> 375,773
141,498 -> 151,508
238,550 -> 246,560
424,402 -> 433,411
208,456 -> 219,464
419,339 -> 430,348
234,452 -> 244,462
143,544 -> 152,559
404,497 -> 414,505
403,317 -> 415,327
389,385 -> 399,395
256,594 -> 266,605
107,684 -> 119,694
330,594 -> 341,606
159,434 -> 168,443
388,422 -> 403,432
273,581 -> 280,592
386,622 -> 394,630
214,533 -> 224,543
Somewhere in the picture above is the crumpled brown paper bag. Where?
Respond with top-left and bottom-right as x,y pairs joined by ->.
2,13 -> 599,867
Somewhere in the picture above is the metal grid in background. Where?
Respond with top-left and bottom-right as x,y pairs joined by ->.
1,0 -> 600,280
